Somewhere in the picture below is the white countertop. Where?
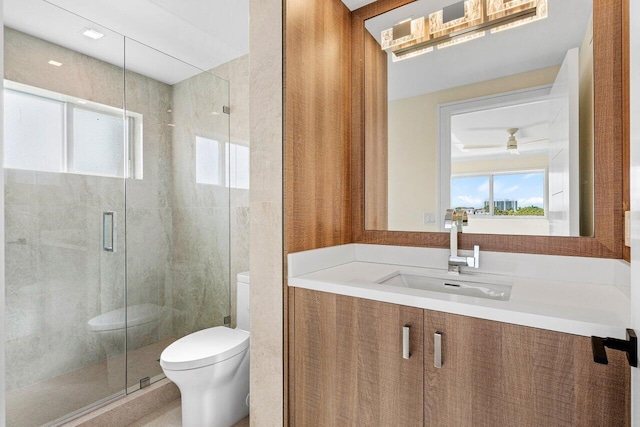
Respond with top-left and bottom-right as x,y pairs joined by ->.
288,244 -> 631,339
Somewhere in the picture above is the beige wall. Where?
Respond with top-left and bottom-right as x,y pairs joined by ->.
387,66 -> 560,232
249,0 -> 283,424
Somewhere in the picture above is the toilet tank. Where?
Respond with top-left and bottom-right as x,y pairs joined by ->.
236,272 -> 250,332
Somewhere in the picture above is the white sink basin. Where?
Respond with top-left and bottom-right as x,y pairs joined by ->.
378,271 -> 512,301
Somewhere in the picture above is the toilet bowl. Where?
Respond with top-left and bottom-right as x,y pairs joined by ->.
160,272 -> 251,427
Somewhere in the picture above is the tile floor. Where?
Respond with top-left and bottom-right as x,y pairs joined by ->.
130,399 -> 250,427
7,338 -> 175,426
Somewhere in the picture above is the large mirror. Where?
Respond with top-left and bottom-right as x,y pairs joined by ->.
364,0 -> 594,237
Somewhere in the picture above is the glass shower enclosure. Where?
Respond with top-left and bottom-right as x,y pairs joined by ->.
3,2 -> 231,425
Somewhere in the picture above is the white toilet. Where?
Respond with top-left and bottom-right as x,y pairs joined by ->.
160,272 -> 251,427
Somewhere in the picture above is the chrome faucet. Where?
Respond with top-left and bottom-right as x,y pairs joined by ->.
444,209 -> 479,274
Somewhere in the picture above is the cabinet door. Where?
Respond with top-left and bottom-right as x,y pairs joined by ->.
293,288 -> 423,426
424,310 -> 630,426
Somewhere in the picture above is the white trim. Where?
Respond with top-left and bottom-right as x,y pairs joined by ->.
437,85 -> 552,231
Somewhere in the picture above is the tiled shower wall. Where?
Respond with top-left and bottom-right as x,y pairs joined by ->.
3,27 -> 249,392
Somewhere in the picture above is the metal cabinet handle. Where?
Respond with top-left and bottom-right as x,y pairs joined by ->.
434,331 -> 443,368
103,212 -> 117,252
403,325 -> 410,359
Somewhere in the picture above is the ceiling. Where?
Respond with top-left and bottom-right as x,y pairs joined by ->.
451,100 -> 550,160
364,0 -> 592,100
4,0 -> 249,85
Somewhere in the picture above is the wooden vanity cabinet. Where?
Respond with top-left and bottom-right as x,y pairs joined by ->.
293,288 -> 424,426
424,311 -> 630,426
292,289 -> 630,426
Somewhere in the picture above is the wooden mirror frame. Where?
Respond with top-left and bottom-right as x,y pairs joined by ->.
351,0 -> 628,259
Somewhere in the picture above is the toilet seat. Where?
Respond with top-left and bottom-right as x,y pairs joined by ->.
160,326 -> 249,371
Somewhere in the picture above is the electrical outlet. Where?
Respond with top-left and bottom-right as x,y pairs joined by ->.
625,211 -> 631,247
423,212 -> 436,225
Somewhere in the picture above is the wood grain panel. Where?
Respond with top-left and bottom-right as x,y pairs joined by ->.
293,288 -> 424,426
622,0 -> 630,262
351,0 -> 627,259
425,311 -> 630,426
284,0 -> 352,423
284,0 -> 352,255
364,30 -> 388,230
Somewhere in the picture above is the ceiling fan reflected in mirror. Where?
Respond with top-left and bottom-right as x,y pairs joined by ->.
456,128 -> 547,155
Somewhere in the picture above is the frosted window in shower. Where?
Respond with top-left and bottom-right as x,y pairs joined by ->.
196,136 -> 224,185
4,89 -> 65,172
4,82 -> 142,179
72,107 -> 125,176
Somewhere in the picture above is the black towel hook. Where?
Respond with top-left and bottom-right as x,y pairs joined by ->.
591,329 -> 637,367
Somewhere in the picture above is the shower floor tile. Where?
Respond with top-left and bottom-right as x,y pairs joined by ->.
6,338 -> 175,427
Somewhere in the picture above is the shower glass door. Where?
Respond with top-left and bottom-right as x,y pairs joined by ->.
3,2 -> 232,425
122,38 -> 231,391
3,2 -> 127,425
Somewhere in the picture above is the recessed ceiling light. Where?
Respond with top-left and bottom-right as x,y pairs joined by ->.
82,28 -> 105,40
48,60 -> 62,67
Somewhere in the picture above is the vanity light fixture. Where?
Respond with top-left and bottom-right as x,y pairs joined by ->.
82,28 -> 105,40
489,0 -> 547,34
48,60 -> 63,67
382,17 -> 426,50
436,31 -> 485,50
391,46 -> 433,62
429,0 -> 483,39
382,0 -> 547,62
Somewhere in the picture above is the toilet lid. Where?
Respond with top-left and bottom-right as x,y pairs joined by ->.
160,326 -> 249,371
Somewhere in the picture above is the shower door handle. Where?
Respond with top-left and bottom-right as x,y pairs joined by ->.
103,211 -> 117,252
